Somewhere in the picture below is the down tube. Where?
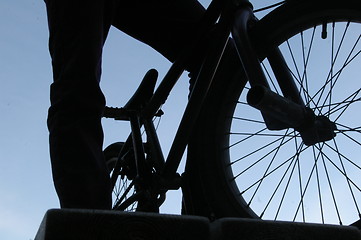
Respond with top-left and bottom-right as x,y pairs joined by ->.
161,38 -> 231,179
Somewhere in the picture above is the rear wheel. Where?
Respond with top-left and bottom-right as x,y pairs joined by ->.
104,142 -> 137,211
191,0 -> 361,226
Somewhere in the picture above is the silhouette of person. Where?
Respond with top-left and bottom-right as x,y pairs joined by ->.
44,0 -> 206,209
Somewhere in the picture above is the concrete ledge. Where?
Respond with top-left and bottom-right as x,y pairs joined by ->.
35,209 -> 210,240
35,209 -> 361,240
213,218 -> 361,240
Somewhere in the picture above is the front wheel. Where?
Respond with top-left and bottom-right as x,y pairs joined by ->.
188,0 -> 361,226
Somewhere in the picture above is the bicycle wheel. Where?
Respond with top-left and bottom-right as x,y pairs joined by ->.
104,142 -> 138,211
189,0 -> 361,226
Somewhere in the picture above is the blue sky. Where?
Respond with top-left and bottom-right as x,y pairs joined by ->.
0,0 -> 278,239
1,1 -> 53,239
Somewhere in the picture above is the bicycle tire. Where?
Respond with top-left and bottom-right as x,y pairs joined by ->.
187,0 -> 361,226
104,142 -> 138,211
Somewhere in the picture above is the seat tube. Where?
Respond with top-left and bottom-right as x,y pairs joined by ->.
144,117 -> 165,172
129,112 -> 150,183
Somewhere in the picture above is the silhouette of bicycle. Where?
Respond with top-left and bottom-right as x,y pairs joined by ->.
103,0 -> 361,227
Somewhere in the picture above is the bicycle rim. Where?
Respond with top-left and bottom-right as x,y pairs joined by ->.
230,6 -> 361,225
192,0 -> 361,226
104,142 -> 138,211
111,171 -> 137,211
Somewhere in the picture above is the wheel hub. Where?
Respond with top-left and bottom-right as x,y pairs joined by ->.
298,115 -> 337,146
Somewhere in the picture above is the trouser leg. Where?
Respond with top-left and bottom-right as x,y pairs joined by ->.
111,0 -> 205,69
45,0 -> 113,209
44,0 -> 207,209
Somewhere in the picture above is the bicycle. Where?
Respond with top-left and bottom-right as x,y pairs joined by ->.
102,0 -> 361,228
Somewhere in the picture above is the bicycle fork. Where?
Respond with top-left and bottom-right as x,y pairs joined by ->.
231,1 -> 336,146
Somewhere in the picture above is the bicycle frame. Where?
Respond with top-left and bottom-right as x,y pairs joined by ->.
107,0 -> 235,191
104,0 -> 319,210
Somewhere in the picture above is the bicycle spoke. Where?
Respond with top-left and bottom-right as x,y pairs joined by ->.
327,22 -> 336,116
258,133 -> 304,218
313,146 -> 325,223
230,129 -> 297,167
332,90 -> 361,122
238,145 -> 310,195
292,144 -> 322,222
319,143 -> 343,225
313,22 -> 350,111
299,28 -> 316,104
326,144 -> 361,173
228,127 -> 268,150
262,61 -> 280,93
337,129 -> 361,148
296,136 -> 305,222
248,129 -> 292,208
306,38 -> 360,113
114,180 -> 135,210
282,28 -> 320,107
286,40 -> 303,84
332,137 -> 361,216
230,132 -> 295,137
232,116 -> 265,124
336,123 -> 361,133
322,145 -> 361,189
314,34 -> 361,112
274,149 -> 300,220
323,96 -> 361,116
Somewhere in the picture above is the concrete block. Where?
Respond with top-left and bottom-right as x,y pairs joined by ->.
35,209 -> 210,240
35,209 -> 361,240
212,218 -> 361,240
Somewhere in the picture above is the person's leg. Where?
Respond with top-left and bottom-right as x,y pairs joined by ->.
111,0 -> 206,66
45,0 -> 114,209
